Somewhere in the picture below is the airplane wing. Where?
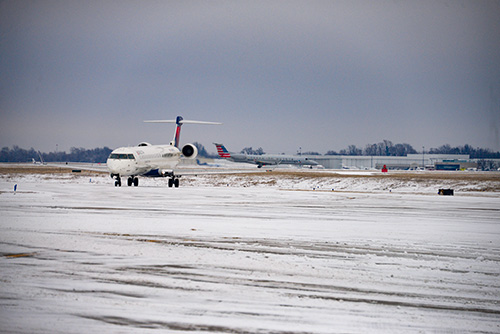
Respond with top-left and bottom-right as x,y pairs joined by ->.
46,162 -> 109,173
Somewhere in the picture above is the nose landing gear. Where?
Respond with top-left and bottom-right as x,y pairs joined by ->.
112,174 -> 122,187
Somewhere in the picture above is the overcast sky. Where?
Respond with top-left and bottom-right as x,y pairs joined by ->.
1,0 -> 500,154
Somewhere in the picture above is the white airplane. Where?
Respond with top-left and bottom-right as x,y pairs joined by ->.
107,116 -> 220,187
32,151 -> 46,165
214,143 -> 319,168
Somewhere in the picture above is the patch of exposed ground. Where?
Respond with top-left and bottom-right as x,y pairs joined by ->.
0,164 -> 107,176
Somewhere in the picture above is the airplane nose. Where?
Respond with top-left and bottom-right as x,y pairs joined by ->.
107,159 -> 118,173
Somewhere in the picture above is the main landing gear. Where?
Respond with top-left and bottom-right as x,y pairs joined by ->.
127,176 -> 139,187
168,176 -> 179,188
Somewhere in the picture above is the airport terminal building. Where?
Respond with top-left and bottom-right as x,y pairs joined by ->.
308,154 -> 480,170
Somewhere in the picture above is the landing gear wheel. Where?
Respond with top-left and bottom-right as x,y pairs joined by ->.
113,175 -> 121,187
127,177 -> 139,187
168,177 -> 179,188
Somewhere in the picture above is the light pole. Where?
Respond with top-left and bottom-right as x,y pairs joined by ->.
422,146 -> 425,169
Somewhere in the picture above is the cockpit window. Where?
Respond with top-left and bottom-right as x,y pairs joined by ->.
109,153 -> 135,160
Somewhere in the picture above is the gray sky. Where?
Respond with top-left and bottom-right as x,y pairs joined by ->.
1,0 -> 500,154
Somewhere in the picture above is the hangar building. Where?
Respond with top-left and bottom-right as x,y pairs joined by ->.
308,154 -> 477,170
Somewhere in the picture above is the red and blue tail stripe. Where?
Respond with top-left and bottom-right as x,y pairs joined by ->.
215,144 -> 231,158
173,116 -> 183,148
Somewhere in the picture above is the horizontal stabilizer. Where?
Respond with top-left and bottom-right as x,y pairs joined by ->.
144,120 -> 222,125
145,116 -> 221,148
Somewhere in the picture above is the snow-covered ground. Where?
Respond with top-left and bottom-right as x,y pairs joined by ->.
1,172 -> 499,333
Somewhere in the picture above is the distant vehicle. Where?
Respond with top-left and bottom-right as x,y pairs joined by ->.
107,116 -> 220,187
214,143 -> 319,168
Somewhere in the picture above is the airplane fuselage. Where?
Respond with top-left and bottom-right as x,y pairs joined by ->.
227,153 -> 318,167
107,144 -> 181,178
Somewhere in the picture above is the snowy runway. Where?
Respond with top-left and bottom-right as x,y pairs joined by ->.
1,173 -> 500,333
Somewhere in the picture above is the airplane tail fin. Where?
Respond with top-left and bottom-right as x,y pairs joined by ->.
214,143 -> 231,158
173,116 -> 183,148
37,151 -> 45,165
144,116 -> 221,148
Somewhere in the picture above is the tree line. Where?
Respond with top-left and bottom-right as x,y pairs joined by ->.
0,146 -> 113,163
0,143 -> 217,163
428,144 -> 500,159
324,140 -> 417,157
241,140 -> 500,159
1,140 -> 500,163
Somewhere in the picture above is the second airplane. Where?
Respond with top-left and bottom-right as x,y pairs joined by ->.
214,143 -> 319,168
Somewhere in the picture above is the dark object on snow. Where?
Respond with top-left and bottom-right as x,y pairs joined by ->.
438,189 -> 454,196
